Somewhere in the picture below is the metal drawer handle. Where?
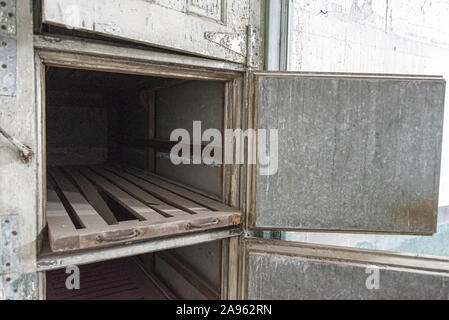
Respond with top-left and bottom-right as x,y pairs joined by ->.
96,230 -> 139,243
187,218 -> 219,229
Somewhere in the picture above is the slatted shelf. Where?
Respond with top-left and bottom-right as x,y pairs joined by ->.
46,165 -> 242,252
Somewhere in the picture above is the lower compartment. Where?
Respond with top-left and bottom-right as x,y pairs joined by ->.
46,257 -> 175,300
45,241 -> 222,300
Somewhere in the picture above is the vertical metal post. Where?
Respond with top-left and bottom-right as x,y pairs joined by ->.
265,0 -> 290,71
260,0 -> 290,241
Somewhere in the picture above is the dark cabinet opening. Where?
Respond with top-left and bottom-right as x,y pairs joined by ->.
46,241 -> 222,300
44,67 -> 241,253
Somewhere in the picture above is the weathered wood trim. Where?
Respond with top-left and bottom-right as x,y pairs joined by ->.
222,77 -> 244,210
35,53 -> 46,256
220,239 -> 229,300
37,50 -> 241,81
230,78 -> 243,209
222,82 -> 232,205
227,236 -> 240,299
246,72 -> 257,230
34,35 -> 246,72
37,228 -> 242,272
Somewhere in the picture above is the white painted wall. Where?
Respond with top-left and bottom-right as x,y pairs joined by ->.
285,0 -> 449,255
288,0 -> 449,206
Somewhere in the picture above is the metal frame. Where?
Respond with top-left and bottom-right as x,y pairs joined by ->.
33,35 -> 246,73
38,228 -> 242,272
264,0 -> 290,71
33,38 -> 246,300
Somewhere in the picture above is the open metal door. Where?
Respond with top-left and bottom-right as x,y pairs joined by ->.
248,72 -> 446,235
41,0 -> 252,64
241,72 -> 448,299
242,238 -> 449,299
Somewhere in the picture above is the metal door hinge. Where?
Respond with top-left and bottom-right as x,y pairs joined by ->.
0,215 -> 35,300
204,25 -> 261,69
246,25 -> 260,69
1,272 -> 37,300
204,31 -> 247,57
1,215 -> 20,275
0,0 -> 17,96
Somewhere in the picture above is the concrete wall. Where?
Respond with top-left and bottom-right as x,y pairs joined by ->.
285,0 -> 449,255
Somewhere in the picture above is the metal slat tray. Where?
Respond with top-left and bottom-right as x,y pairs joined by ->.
46,165 -> 241,252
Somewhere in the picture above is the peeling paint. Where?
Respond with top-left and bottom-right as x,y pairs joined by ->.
1,273 -> 37,300
41,0 -> 259,65
94,22 -> 121,35
204,31 -> 246,56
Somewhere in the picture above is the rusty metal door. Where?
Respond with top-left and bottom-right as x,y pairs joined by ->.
248,72 -> 445,235
41,0 -> 253,64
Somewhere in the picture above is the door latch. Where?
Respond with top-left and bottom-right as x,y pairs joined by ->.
0,127 -> 33,164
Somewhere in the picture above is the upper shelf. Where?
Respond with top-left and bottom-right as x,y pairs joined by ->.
46,165 -> 241,253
